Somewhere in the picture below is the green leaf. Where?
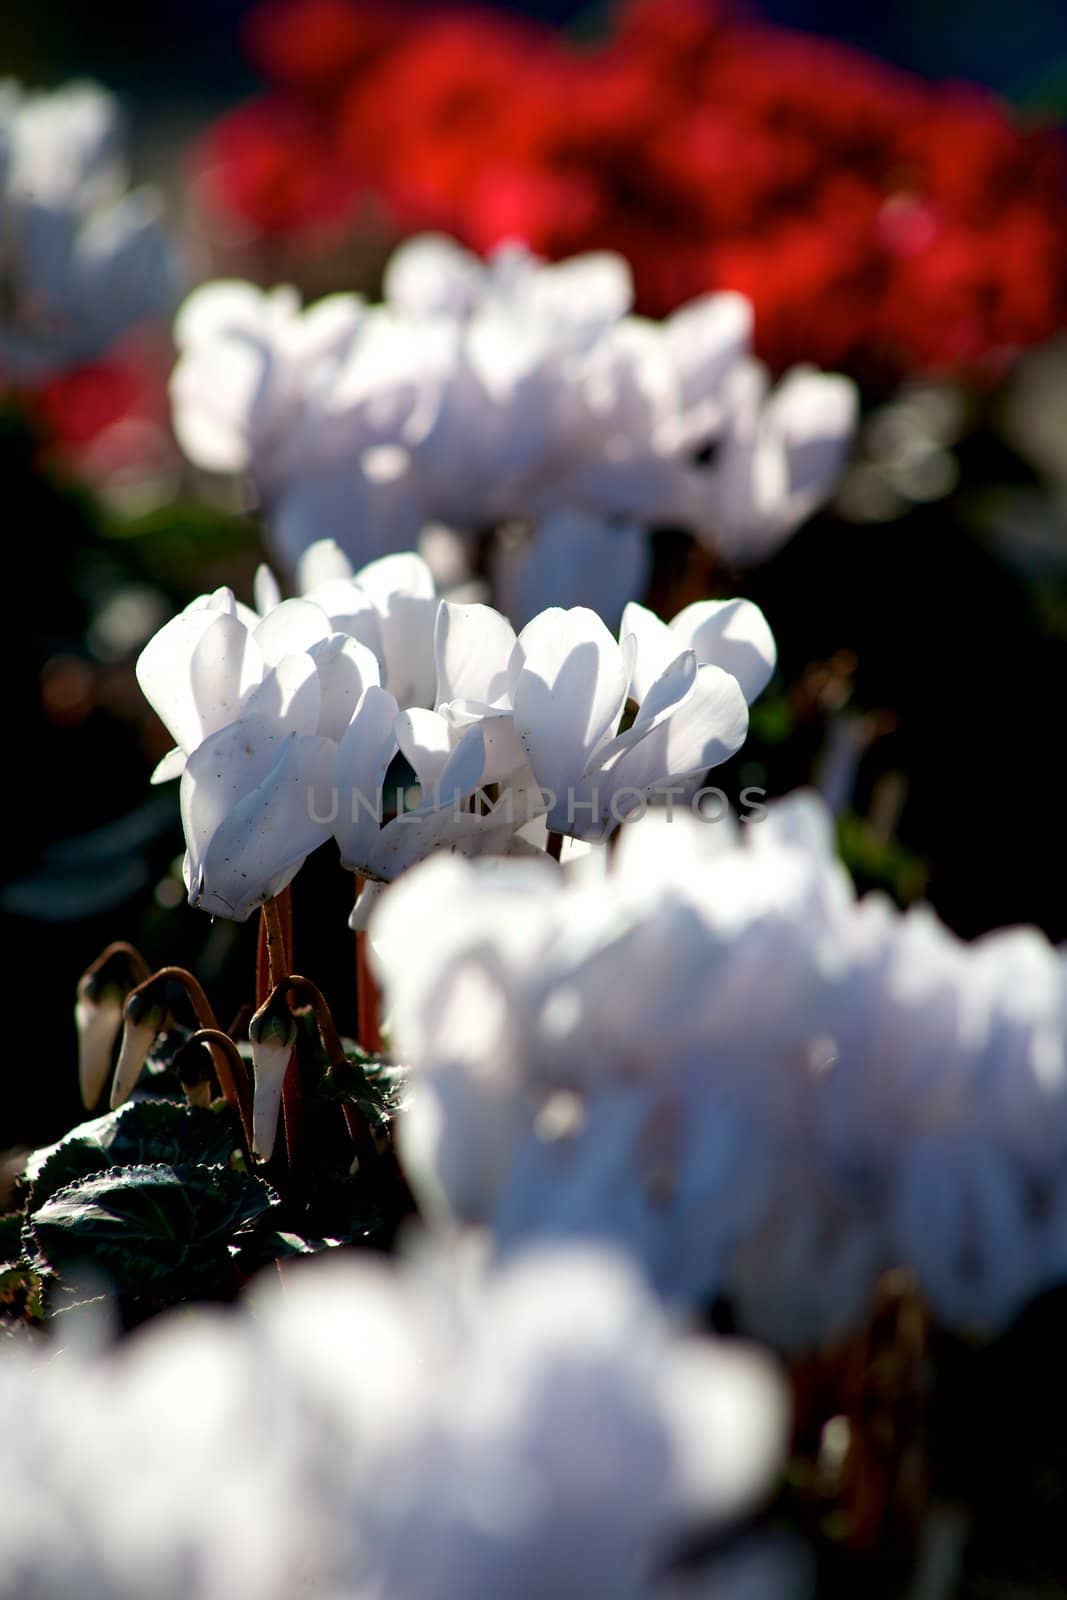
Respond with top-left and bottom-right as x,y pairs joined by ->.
27,1100 -> 239,1213
26,1163 -> 279,1296
321,1054 -> 407,1135
231,1230 -> 343,1274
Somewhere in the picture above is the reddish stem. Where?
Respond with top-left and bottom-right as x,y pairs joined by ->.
281,1047 -> 304,1172
187,1027 -> 254,1155
130,966 -> 219,1031
284,975 -> 380,1166
356,929 -> 382,1054
84,940 -> 151,986
257,889 -> 292,1005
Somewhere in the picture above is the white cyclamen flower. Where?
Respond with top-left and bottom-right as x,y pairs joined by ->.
0,79 -> 175,382
137,555 -> 425,919
370,790 -> 1067,1343
430,596 -> 770,841
0,1245 -> 790,1600
168,235 -> 856,618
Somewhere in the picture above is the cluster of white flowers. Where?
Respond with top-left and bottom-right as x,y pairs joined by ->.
0,80 -> 175,383
0,1245 -> 799,1600
136,539 -> 775,921
169,235 -> 857,619
369,793 -> 1067,1346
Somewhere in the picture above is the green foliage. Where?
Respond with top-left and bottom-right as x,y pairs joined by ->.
321,1054 -> 408,1137
26,1099 -> 240,1212
837,811 -> 929,905
25,1163 -> 279,1298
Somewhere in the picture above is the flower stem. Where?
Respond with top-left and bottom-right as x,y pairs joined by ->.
258,890 -> 292,1002
287,974 -> 379,1168
187,1027 -> 254,1155
83,940 -> 151,988
146,966 -> 218,1030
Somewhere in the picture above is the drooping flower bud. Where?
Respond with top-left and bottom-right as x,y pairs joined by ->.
74,945 -> 151,1110
75,975 -> 125,1110
174,1036 -> 216,1110
249,995 -> 297,1162
110,988 -> 166,1109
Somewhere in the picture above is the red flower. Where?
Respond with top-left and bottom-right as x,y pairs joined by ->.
244,0 -> 405,101
197,0 -> 1067,383
192,97 -> 364,238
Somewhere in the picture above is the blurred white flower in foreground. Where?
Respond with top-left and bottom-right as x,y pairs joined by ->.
0,1246 -> 793,1600
169,233 -> 857,622
369,792 -> 1067,1344
0,80 -> 175,382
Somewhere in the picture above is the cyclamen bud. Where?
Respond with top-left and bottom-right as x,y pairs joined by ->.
75,975 -> 125,1111
249,998 -> 297,1162
74,944 -> 150,1110
110,989 -> 166,1110
174,1037 -> 216,1110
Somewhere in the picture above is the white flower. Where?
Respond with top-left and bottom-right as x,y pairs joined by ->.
0,1245 -> 790,1600
681,361 -> 859,565
512,606 -> 750,839
169,281 -> 366,490
370,788 -> 1067,1342
368,798 -> 846,1302
0,79 -> 175,382
137,564 -> 390,919
168,236 -> 855,619
621,597 -> 777,705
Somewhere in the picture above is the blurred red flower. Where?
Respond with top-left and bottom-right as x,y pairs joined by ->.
196,0 -> 1067,383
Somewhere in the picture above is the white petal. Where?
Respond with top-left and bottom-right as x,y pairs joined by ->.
191,732 -> 335,920
434,601 -> 516,710
308,634 -> 381,741
429,723 -> 486,810
252,598 -> 332,667
136,607 -> 222,753
303,579 -> 383,657
440,704 -> 526,785
620,600 -> 676,705
512,607 -> 629,823
606,663 -> 749,805
169,337 -> 267,475
253,563 -> 282,616
333,687 -> 401,871
669,598 -> 777,703
664,291 -> 753,413
384,233 -> 484,317
525,249 -> 634,326
587,650 -> 697,778
396,708 -> 454,788
296,538 -> 354,592
355,553 -> 437,709
149,746 -> 186,785
769,368 -> 859,521
180,716 -> 299,902
190,612 -> 265,736
241,652 -> 322,735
